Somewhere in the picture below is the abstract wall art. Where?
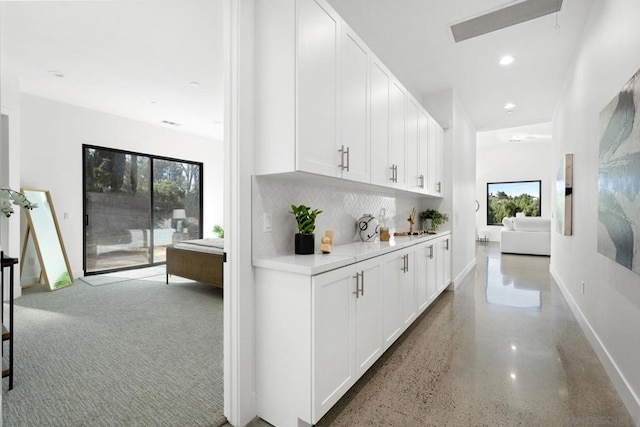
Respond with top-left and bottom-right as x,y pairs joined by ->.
556,154 -> 573,236
598,68 -> 640,275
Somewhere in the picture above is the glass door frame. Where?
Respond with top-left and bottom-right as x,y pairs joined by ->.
82,144 -> 204,275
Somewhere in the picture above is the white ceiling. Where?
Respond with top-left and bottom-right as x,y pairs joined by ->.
1,0 -> 595,139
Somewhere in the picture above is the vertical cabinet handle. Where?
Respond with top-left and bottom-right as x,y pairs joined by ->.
429,245 -> 433,259
400,254 -> 409,273
389,165 -> 395,182
437,181 -> 442,193
395,165 -> 399,183
338,145 -> 346,170
418,174 -> 424,189
345,146 -> 350,172
353,271 -> 365,298
445,239 -> 449,250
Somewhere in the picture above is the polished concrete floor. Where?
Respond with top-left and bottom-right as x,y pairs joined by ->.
244,243 -> 634,427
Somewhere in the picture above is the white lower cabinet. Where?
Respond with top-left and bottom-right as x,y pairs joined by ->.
255,233 -> 450,427
312,266 -> 355,421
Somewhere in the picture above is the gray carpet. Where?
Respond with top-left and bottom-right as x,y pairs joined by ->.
2,272 -> 226,427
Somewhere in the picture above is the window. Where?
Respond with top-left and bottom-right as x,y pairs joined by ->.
487,180 -> 541,225
83,145 -> 203,274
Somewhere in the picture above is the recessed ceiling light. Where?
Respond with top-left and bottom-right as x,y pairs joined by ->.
161,120 -> 181,126
48,70 -> 64,78
189,81 -> 201,88
499,55 -> 515,66
504,102 -> 516,110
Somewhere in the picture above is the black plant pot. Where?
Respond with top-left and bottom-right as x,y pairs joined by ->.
295,233 -> 315,255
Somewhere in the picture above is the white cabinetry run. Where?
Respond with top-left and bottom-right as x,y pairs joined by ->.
255,0 -> 446,196
255,233 -> 451,426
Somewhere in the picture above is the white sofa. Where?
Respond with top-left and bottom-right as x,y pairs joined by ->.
500,216 -> 550,256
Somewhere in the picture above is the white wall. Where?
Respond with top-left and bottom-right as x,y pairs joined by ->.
20,94 -> 223,281
451,94 -> 477,285
476,123 -> 552,241
551,0 -> 640,420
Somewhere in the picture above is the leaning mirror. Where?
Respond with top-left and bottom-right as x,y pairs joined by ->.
21,189 -> 73,291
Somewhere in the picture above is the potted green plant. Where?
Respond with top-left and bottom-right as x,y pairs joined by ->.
291,204 -> 322,255
419,209 -> 448,231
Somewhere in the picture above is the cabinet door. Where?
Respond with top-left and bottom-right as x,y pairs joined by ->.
312,265 -> 355,422
436,238 -> 446,293
382,250 -> 404,349
341,24 -> 370,183
354,257 -> 382,376
297,0 -> 341,178
416,244 -> 429,313
406,97 -> 420,192
427,117 -> 438,195
400,250 -> 417,329
370,57 -> 391,187
443,236 -> 452,287
427,242 -> 438,302
389,80 -> 406,188
436,124 -> 445,195
418,109 -> 429,194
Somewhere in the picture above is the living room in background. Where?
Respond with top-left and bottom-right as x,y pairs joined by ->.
83,145 -> 203,274
487,180 -> 541,225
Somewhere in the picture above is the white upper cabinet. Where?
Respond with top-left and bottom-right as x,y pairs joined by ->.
296,0 -> 341,177
389,80 -> 407,189
370,56 -> 392,187
406,95 -> 421,192
436,124 -> 445,196
427,116 -> 439,195
418,109 -> 430,194
340,23 -> 370,183
254,0 -> 444,197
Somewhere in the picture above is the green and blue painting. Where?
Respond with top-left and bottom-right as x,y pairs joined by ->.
598,68 -> 640,275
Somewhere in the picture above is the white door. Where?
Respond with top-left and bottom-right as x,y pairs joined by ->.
389,80 -> 406,188
406,97 -> 420,192
435,124 -> 445,195
370,57 -> 391,187
340,23 -> 370,183
427,242 -> 438,302
418,109 -> 429,194
436,238 -> 446,293
427,117 -> 438,195
382,250 -> 404,349
443,236 -> 452,287
416,244 -> 429,313
312,265 -> 354,422
400,249 -> 417,329
296,0 -> 341,178
354,257 -> 382,376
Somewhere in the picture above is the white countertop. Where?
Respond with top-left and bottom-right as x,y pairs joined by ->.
252,231 -> 451,275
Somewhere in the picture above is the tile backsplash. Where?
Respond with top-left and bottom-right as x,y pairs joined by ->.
252,173 -> 439,258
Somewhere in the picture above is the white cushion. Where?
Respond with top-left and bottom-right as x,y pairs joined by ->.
502,217 -> 515,230
512,217 -> 551,232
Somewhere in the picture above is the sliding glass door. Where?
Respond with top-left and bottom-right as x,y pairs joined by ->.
83,145 -> 202,274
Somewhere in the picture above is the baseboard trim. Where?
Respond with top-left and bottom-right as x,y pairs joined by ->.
451,257 -> 476,291
550,265 -> 640,422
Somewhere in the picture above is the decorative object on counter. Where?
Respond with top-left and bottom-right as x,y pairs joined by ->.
320,230 -> 334,253
380,226 -> 391,241
407,207 -> 416,234
357,214 -> 379,241
419,209 -> 449,231
291,204 -> 322,255
394,231 -> 408,237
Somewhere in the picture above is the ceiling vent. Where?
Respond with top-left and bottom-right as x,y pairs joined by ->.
451,0 -> 563,43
